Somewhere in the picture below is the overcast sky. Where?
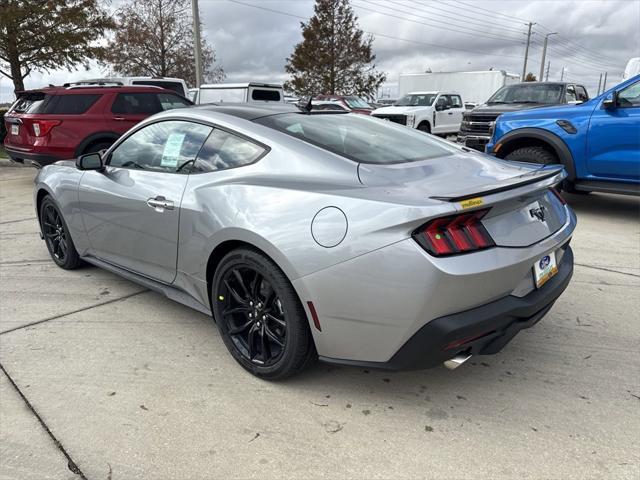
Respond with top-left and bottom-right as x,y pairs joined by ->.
1,0 -> 638,102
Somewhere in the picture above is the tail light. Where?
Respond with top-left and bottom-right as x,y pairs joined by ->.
31,119 -> 61,137
413,208 -> 495,257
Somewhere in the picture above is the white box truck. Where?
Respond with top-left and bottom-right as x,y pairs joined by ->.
398,71 -> 520,107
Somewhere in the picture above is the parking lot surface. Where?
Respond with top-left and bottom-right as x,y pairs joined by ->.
0,158 -> 638,479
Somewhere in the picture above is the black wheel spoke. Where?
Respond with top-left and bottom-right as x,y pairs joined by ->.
232,269 -> 250,299
223,306 -> 249,316
264,325 -> 284,347
260,327 -> 271,360
223,279 -> 246,305
251,272 -> 263,298
247,323 -> 258,360
266,313 -> 286,328
59,237 -> 67,255
228,319 -> 253,335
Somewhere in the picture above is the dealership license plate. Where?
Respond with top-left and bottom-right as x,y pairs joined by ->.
534,251 -> 558,288
10,124 -> 19,135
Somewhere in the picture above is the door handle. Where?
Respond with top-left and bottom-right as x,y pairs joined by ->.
447,112 -> 453,115
146,196 -> 174,212
113,117 -> 126,121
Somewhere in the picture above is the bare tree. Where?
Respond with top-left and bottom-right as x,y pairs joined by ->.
101,0 -> 224,86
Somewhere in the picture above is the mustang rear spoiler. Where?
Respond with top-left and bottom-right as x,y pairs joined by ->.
430,165 -> 565,202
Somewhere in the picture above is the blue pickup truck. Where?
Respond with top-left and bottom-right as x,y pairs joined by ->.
487,75 -> 640,195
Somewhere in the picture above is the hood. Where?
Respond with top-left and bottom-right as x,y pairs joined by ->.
495,102 -> 589,122
357,148 -> 564,204
469,103 -> 554,116
372,105 -> 423,115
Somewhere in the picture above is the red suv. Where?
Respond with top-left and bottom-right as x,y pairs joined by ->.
3,85 -> 192,167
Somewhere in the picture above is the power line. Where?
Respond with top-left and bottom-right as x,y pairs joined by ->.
532,30 -> 623,69
389,0 -> 527,35
226,0 -> 530,61
352,0 -> 525,44
445,0 -> 530,24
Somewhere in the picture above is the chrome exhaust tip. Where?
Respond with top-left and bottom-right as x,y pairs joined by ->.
444,354 -> 472,370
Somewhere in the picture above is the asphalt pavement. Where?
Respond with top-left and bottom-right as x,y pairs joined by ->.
0,158 -> 638,480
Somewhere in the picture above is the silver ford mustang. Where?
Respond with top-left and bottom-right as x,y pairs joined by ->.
34,104 -> 576,379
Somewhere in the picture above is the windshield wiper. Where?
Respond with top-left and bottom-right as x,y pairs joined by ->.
487,101 -> 509,104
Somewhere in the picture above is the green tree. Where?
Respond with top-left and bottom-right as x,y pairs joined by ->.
101,0 -> 224,86
0,0 -> 113,93
284,0 -> 386,99
524,72 -> 537,82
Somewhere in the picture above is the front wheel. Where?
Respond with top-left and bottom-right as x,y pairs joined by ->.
504,146 -> 558,165
417,122 -> 431,134
212,248 -> 315,379
40,196 -> 82,270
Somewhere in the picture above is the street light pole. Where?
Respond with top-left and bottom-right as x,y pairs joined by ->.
191,0 -> 203,88
539,32 -> 558,81
522,22 -> 536,81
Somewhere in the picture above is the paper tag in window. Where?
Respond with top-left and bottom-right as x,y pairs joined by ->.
161,133 -> 185,167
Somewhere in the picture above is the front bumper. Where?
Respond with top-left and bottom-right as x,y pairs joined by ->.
323,245 -> 573,370
457,134 -> 491,152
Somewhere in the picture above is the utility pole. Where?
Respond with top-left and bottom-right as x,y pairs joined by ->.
597,73 -> 602,95
539,32 -> 557,81
545,61 -> 550,81
191,0 -> 203,88
602,72 -> 608,92
560,66 -> 565,81
522,22 -> 536,81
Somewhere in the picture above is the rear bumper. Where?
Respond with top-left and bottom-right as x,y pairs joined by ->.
4,146 -> 62,167
320,245 -> 573,370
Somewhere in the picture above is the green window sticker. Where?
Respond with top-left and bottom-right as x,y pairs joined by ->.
161,133 -> 186,167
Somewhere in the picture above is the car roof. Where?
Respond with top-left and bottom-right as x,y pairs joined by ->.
16,85 -> 175,95
199,83 -> 283,89
81,76 -> 186,83
192,103 -> 299,120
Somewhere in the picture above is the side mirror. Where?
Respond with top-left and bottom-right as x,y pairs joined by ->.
602,92 -> 617,109
76,152 -> 103,171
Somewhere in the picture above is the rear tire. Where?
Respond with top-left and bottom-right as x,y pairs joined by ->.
40,196 -> 82,270
212,248 -> 315,380
505,146 -> 558,165
82,141 -> 112,155
417,122 -> 431,134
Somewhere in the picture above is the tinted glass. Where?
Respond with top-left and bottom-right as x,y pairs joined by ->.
109,121 -> 212,173
395,94 -> 437,106
618,81 -> 640,107
191,129 -> 266,173
46,94 -> 100,114
251,89 -> 281,102
10,92 -> 47,113
157,93 -> 192,111
132,80 -> 185,96
112,93 -> 163,114
255,113 -> 452,164
199,88 -> 246,103
576,86 -> 589,101
488,84 -> 564,104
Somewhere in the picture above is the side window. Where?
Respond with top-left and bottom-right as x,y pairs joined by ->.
108,121 -> 212,173
199,88 -> 246,104
617,81 -> 640,107
449,95 -> 463,108
576,86 -> 589,102
191,129 -> 266,173
45,94 -> 101,114
251,89 -> 281,102
565,86 -> 577,102
111,93 -> 162,114
436,96 -> 451,109
157,93 -> 192,111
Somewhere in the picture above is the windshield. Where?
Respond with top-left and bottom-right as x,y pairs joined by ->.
344,96 -> 371,109
395,94 -> 437,107
255,113 -> 453,164
488,84 -> 564,104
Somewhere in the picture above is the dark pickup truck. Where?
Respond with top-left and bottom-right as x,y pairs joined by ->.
458,82 -> 589,152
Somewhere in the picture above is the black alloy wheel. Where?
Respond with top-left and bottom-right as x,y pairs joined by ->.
40,196 -> 82,270
219,266 -> 287,366
212,248 -> 315,379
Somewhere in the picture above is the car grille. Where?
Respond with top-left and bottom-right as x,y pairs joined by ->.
460,113 -> 500,135
373,114 -> 407,126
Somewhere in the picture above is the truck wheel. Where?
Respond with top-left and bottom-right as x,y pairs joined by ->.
417,122 -> 431,134
504,146 -> 558,165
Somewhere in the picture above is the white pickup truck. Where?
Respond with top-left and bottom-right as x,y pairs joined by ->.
371,91 -> 465,135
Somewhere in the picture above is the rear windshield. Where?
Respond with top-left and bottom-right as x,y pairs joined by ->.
396,94 -> 437,106
10,92 -> 47,113
251,89 -> 281,102
132,80 -> 185,96
488,84 -> 564,104
255,113 -> 453,164
343,96 -> 371,109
